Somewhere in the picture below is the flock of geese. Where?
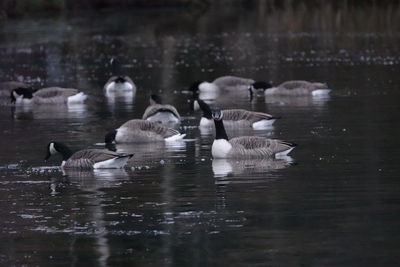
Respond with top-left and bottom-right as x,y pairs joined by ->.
1,73 -> 331,170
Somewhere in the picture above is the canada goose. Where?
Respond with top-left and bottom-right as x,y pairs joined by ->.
252,80 -> 331,96
0,81 -> 31,98
211,109 -> 296,159
104,57 -> 136,93
104,76 -> 136,93
45,142 -> 133,169
189,76 -> 269,93
11,87 -> 87,105
142,94 -> 181,124
195,99 -> 277,129
105,119 -> 186,144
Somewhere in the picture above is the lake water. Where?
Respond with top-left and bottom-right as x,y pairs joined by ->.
1,3 -> 400,266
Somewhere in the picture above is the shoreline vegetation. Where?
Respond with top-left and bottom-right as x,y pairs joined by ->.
0,0 -> 398,19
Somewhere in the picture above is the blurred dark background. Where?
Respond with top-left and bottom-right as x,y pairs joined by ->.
1,0 -> 399,19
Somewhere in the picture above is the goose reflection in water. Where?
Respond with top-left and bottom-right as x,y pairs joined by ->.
263,94 -> 331,108
12,102 -> 88,120
56,168 -> 131,267
212,157 -> 294,180
110,139 -> 187,167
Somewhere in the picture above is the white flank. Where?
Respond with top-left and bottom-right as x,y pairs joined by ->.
275,147 -> 295,158
212,139 -> 232,159
199,117 -> 213,127
106,82 -> 134,92
165,133 -> 186,142
93,156 -> 131,169
252,119 -> 276,129
68,92 -> 87,104
312,89 -> 331,96
199,82 -> 218,92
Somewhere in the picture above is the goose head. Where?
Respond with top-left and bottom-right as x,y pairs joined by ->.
249,81 -> 273,100
212,108 -> 223,121
45,142 -> 72,161
10,87 -> 33,103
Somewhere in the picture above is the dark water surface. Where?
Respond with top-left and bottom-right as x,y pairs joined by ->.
1,3 -> 400,266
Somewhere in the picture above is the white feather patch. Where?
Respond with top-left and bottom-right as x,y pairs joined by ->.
212,139 -> 232,159
165,133 -> 186,142
93,156 -> 130,169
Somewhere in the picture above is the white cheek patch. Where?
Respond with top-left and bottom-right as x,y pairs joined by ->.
49,143 -> 57,155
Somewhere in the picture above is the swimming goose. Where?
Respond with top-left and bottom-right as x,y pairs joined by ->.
253,80 -> 331,96
211,109 -> 296,159
104,76 -> 136,93
142,94 -> 181,124
105,119 -> 186,144
11,87 -> 87,105
190,76 -> 269,93
0,81 -> 31,98
45,142 -> 133,169
195,99 -> 277,129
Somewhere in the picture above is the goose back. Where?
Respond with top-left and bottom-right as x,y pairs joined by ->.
116,119 -> 180,142
222,109 -> 274,124
64,149 -> 121,168
33,87 -> 79,104
213,76 -> 255,89
228,136 -> 294,158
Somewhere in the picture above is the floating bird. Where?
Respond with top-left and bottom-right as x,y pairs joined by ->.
104,76 -> 136,93
195,99 -> 277,129
11,87 -> 87,105
45,141 -> 133,169
104,58 -> 136,93
105,119 -> 186,144
211,109 -> 296,159
142,94 -> 181,124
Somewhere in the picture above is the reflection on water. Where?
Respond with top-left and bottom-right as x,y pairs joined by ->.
105,90 -> 135,112
264,94 -> 331,108
1,2 -> 400,266
212,158 -> 293,179
12,103 -> 88,120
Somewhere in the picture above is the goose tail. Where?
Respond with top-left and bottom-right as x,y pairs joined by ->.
165,133 -> 186,142
275,141 -> 297,158
68,92 -> 88,104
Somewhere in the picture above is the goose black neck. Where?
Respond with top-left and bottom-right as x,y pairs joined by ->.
55,142 -> 73,160
197,100 -> 212,119
213,119 -> 229,140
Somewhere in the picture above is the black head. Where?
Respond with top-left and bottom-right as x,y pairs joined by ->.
252,81 -> 272,90
45,141 -> 72,160
189,81 -> 204,92
105,130 -> 117,144
150,94 -> 163,105
11,87 -> 33,103
114,76 -> 126,83
197,99 -> 212,119
212,109 -> 223,121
